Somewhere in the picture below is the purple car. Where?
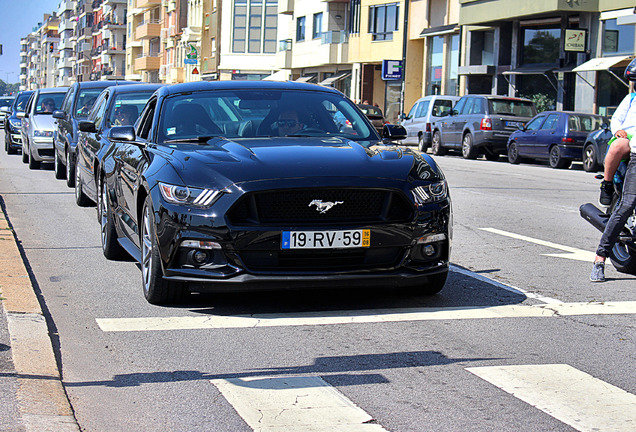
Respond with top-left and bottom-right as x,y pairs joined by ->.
507,111 -> 606,169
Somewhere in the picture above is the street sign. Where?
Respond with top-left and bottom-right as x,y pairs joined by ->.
382,60 -> 403,80
184,59 -> 198,65
564,29 -> 586,52
192,67 -> 199,75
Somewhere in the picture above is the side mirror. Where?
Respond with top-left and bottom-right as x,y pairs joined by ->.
399,113 -> 408,120
0,107 -> 10,113
78,120 -> 97,133
382,124 -> 408,141
601,122 -> 609,131
517,124 -> 526,131
450,110 -> 458,116
16,112 -> 25,119
52,110 -> 66,120
108,125 -> 136,142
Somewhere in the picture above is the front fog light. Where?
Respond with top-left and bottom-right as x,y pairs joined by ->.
189,250 -> 209,265
422,245 -> 436,256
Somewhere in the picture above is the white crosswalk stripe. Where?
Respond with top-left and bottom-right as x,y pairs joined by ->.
467,364 -> 636,432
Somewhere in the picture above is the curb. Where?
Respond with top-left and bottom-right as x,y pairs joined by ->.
0,207 -> 80,431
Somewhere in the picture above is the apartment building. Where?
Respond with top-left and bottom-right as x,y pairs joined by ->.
57,0 -> 77,87
76,0 -> 94,83
160,0 -> 185,83
39,14 -> 61,88
126,0 -> 162,82
90,0 -> 128,80
19,39 -> 29,91
200,0 -> 221,80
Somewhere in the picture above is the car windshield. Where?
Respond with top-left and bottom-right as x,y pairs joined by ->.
15,93 -> 32,112
107,92 -> 156,127
158,89 -> 377,144
488,99 -> 536,117
567,115 -> 604,132
359,106 -> 383,116
75,88 -> 105,119
35,92 -> 66,114
0,98 -> 14,108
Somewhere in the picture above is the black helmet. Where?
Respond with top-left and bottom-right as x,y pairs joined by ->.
625,57 -> 636,81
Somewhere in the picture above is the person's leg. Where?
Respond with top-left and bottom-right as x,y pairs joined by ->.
600,138 -> 631,206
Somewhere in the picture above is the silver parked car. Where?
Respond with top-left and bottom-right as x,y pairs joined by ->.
401,95 -> 460,151
19,88 -> 68,169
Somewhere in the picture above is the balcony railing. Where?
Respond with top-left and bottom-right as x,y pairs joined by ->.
321,31 -> 348,45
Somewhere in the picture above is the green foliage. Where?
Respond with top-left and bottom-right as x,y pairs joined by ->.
523,93 -> 555,113
0,80 -> 20,96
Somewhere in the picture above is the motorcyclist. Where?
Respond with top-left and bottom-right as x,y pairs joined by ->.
598,58 -> 636,207
590,61 -> 636,281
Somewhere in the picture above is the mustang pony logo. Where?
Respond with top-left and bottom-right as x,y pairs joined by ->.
309,200 -> 344,214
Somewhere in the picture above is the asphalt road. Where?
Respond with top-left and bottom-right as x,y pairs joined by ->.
1,133 -> 635,432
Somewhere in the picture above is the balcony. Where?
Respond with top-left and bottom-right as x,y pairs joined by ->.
78,27 -> 92,40
58,58 -> 73,69
103,0 -> 127,4
278,0 -> 293,14
59,0 -> 75,12
103,43 -> 125,54
135,52 -> 161,70
136,20 -> 161,39
136,0 -> 160,9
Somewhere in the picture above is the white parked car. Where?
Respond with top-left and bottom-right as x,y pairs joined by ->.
19,88 -> 68,169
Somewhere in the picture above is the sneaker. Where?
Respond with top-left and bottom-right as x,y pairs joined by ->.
590,261 -> 605,282
599,180 -> 614,207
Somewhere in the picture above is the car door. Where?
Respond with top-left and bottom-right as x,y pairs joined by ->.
515,114 -> 546,157
55,85 -> 75,160
452,97 -> 475,147
79,91 -> 109,198
113,98 -> 156,246
401,101 -> 420,144
442,97 -> 468,146
21,93 -> 35,150
533,113 -> 560,159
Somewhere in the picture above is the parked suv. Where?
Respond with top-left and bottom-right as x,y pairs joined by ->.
53,80 -> 134,186
431,95 -> 536,160
19,87 -> 68,169
401,95 -> 460,151
3,90 -> 32,154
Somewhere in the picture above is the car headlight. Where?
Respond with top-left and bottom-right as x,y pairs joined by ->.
9,119 -> 21,128
159,182 -> 227,208
412,180 -> 448,204
34,130 -> 54,137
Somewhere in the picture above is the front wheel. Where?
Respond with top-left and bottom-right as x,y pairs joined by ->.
99,177 -> 127,260
21,141 -> 28,163
403,272 -> 448,296
141,197 -> 186,304
608,199 -> 636,275
65,149 -> 75,187
583,144 -> 600,172
28,150 -> 40,170
74,164 -> 92,207
417,134 -> 427,153
431,131 -> 447,156
508,141 -> 521,164
461,133 -> 478,159
54,149 -> 66,179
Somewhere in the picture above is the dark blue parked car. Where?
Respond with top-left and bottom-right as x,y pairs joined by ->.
507,111 -> 606,169
582,123 -> 612,172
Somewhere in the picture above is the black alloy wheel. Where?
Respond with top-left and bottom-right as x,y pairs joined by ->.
66,148 -> 75,187
141,197 -> 185,304
508,141 -> 521,164
431,131 -> 447,156
54,149 -> 66,179
461,133 -> 478,159
99,177 -> 126,260
583,144 -> 599,173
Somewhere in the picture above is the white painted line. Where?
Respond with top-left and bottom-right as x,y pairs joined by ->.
480,228 -> 596,262
96,301 -> 636,332
467,364 -> 636,432
212,376 -> 388,432
450,265 -> 562,304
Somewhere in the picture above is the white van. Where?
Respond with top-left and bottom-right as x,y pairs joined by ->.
401,95 -> 460,151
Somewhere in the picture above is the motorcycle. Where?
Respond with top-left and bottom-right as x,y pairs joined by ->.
580,162 -> 636,274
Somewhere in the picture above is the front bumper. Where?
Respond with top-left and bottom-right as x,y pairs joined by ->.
7,130 -> 22,149
30,138 -> 54,161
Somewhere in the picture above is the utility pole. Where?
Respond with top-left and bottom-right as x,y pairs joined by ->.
400,0 -> 410,117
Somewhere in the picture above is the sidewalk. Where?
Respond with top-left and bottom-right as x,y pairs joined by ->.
0,204 -> 79,431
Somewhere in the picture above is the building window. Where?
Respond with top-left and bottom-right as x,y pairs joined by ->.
427,36 -> 443,95
296,16 -> 306,42
232,0 -> 277,54
521,27 -> 560,65
368,3 -> 399,41
349,0 -> 360,34
602,18 -> 635,56
447,34 -> 459,96
312,12 -> 322,39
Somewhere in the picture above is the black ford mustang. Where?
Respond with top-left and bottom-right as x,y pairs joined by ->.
100,81 -> 452,304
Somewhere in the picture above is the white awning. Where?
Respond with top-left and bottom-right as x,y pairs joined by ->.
262,70 -> 290,81
502,65 -> 555,75
295,74 -> 316,83
319,71 -> 351,86
572,56 -> 632,72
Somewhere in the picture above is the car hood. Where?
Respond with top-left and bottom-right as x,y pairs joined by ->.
31,114 -> 56,131
156,137 -> 441,188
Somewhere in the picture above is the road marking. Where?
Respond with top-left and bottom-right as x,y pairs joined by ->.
467,364 -> 636,432
212,376 -> 388,432
96,301 -> 636,332
480,228 -> 596,262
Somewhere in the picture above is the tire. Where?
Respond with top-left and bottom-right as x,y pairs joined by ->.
27,149 -> 40,170
549,145 -> 571,169
54,149 -> 66,179
431,131 -> 447,156
74,164 -> 92,207
508,141 -> 521,164
583,144 -> 600,173
21,141 -> 28,163
7,140 -> 16,155
417,134 -> 427,153
65,148 -> 75,187
461,133 -> 478,159
141,197 -> 186,304
403,271 -> 448,296
99,177 -> 127,260
607,198 -> 636,275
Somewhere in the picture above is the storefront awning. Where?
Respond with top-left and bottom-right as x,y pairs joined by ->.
572,55 -> 632,72
419,24 -> 458,38
262,70 -> 290,81
502,65 -> 555,75
319,71 -> 351,86
295,74 -> 317,83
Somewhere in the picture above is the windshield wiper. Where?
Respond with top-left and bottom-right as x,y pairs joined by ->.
163,135 -> 221,144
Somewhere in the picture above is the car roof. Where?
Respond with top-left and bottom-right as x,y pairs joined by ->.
537,110 -> 603,116
157,80 -> 342,98
35,87 -> 69,94
0,96 -> 15,99
107,83 -> 165,95
415,95 -> 460,102
464,94 -> 534,103
74,80 -> 136,89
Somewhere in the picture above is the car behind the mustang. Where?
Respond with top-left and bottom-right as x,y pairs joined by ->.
100,81 -> 452,304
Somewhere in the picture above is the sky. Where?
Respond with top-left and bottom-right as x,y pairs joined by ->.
0,0 -> 62,84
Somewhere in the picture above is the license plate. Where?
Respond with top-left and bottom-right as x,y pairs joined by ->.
506,121 -> 523,128
282,229 -> 370,249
